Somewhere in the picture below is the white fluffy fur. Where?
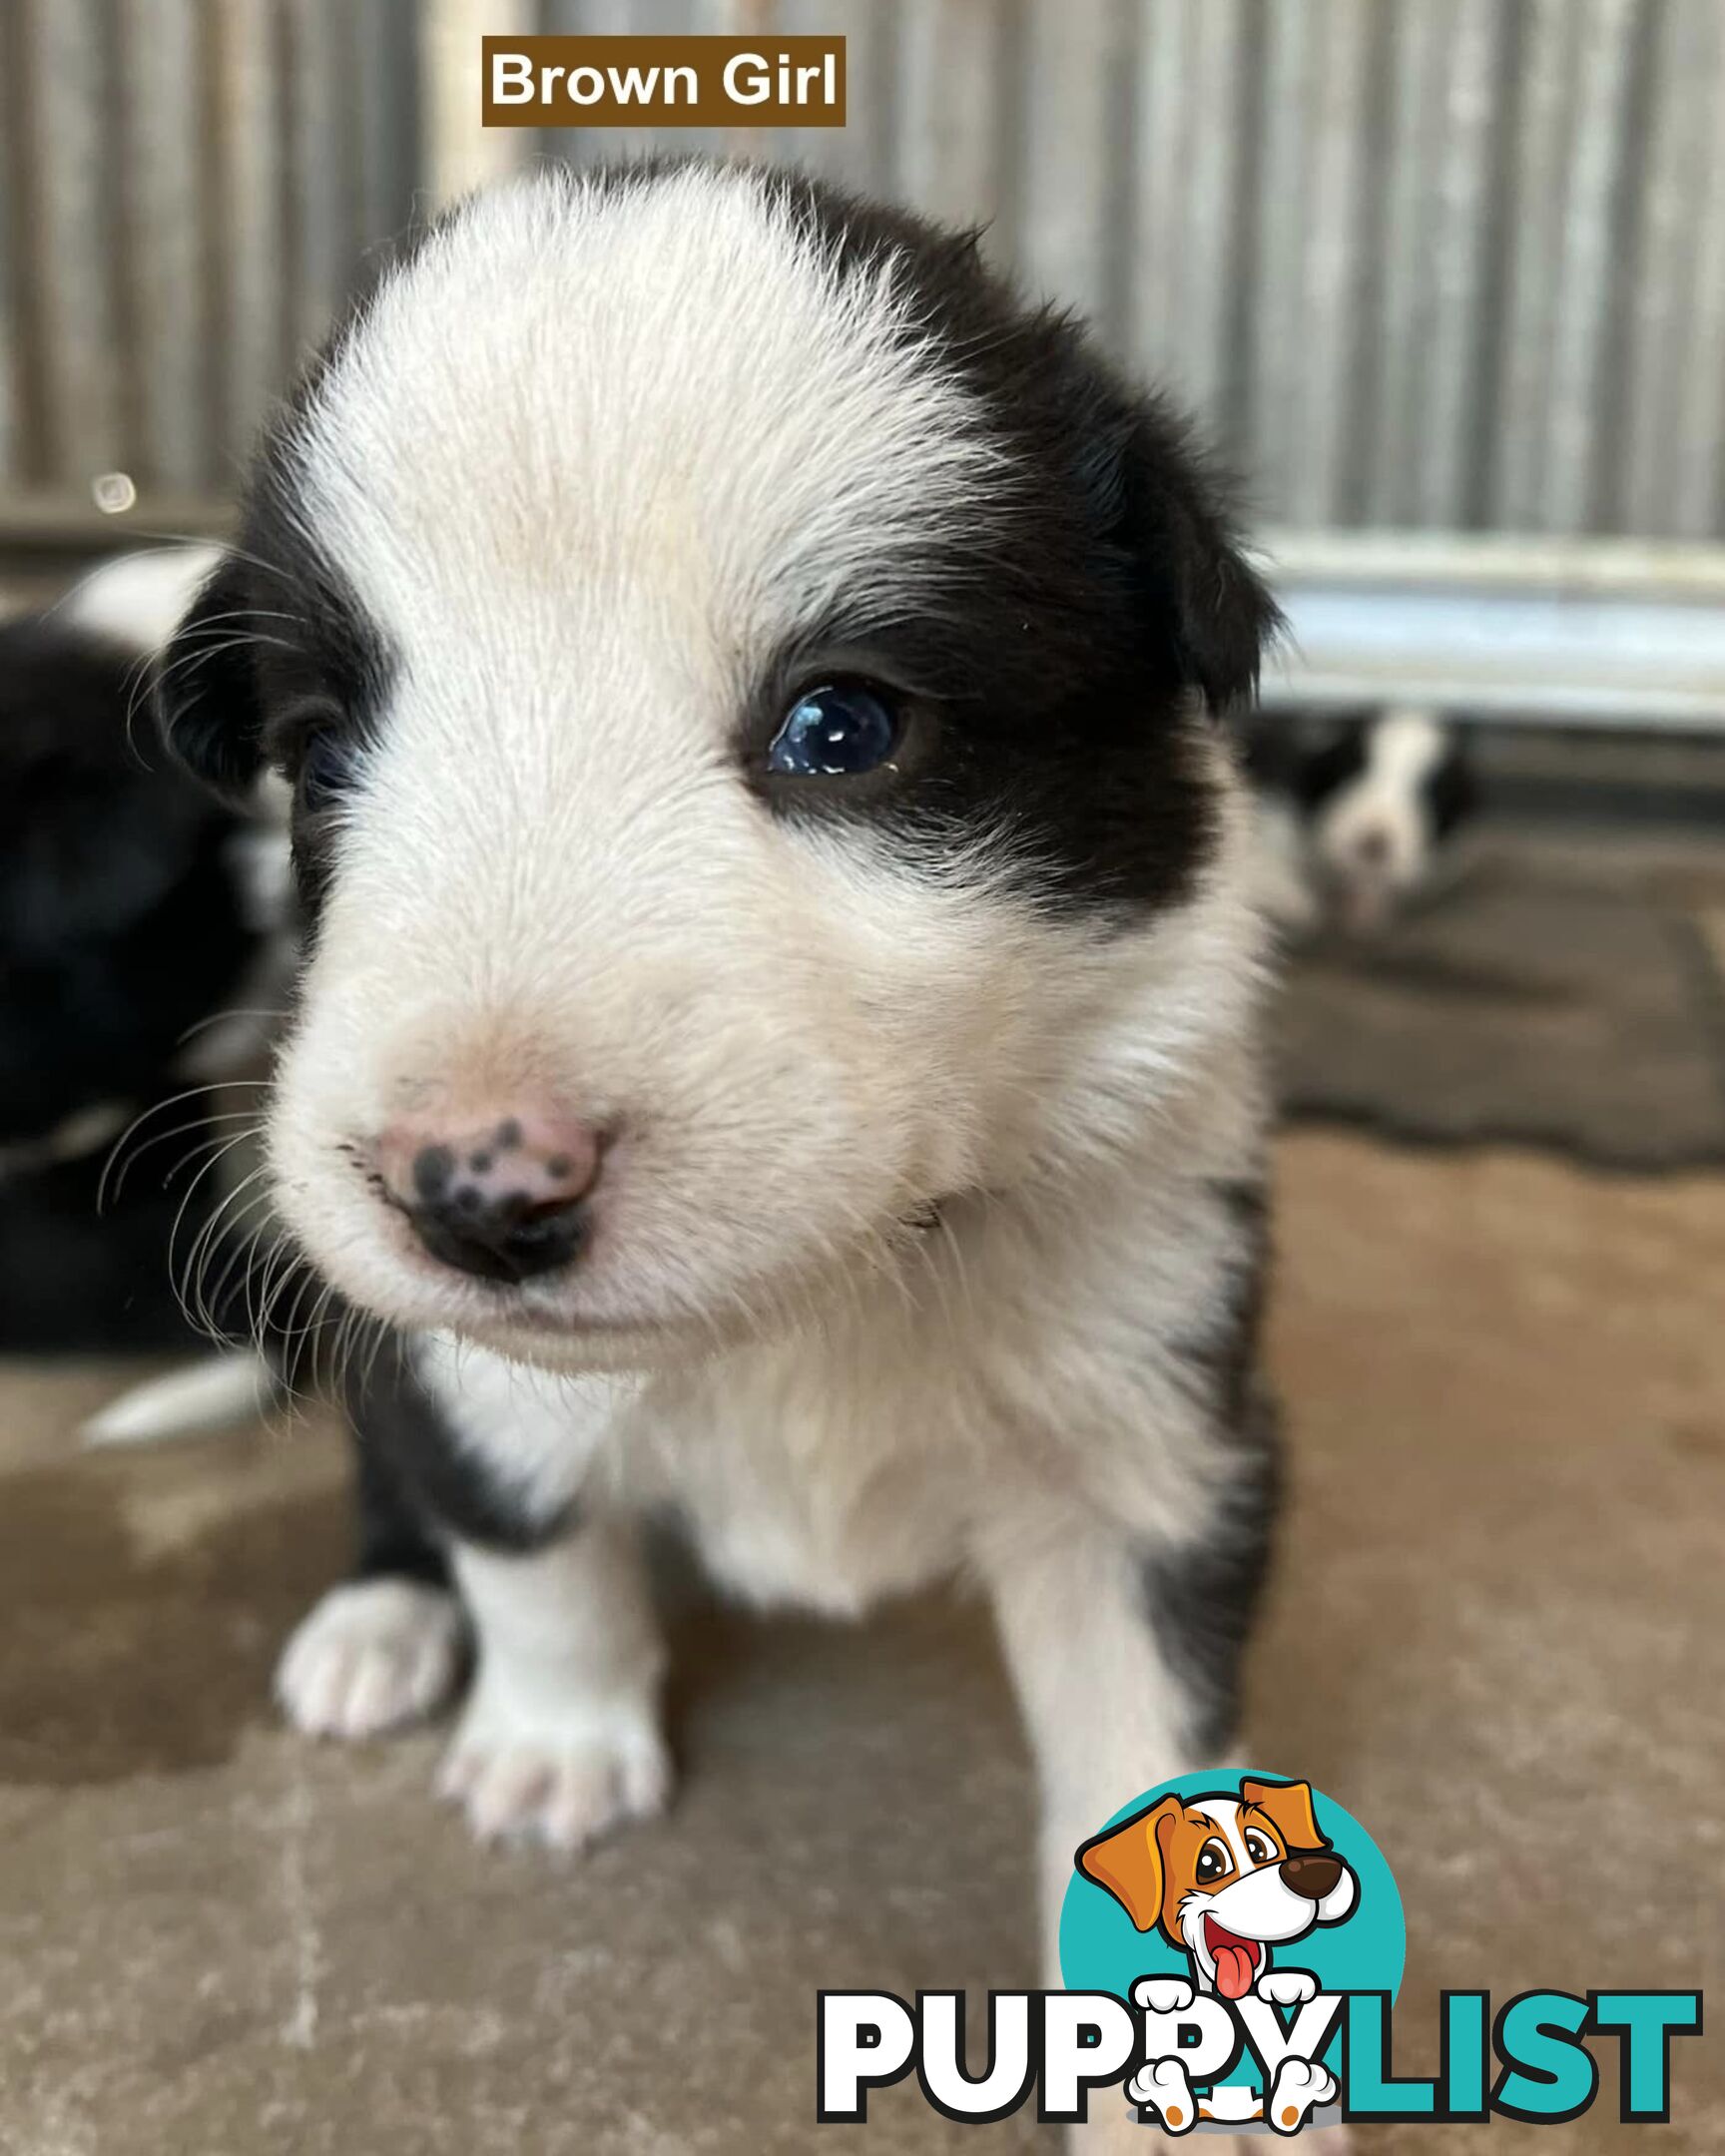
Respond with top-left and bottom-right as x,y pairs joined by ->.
258,167 -> 1277,2150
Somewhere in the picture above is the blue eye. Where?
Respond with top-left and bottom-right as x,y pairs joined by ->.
299,734 -> 355,811
766,681 -> 900,779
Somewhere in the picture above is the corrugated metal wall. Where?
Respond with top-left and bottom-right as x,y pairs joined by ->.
4,0 -> 1725,545
0,0 -> 421,514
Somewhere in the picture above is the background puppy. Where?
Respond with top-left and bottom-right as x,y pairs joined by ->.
0,550 -> 269,1368
160,160 -> 1283,2150
1246,706 -> 1479,934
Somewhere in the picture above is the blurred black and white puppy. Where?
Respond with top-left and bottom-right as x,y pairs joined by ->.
0,549 -> 280,1395
1247,706 -> 1479,935
159,160 -> 1285,2069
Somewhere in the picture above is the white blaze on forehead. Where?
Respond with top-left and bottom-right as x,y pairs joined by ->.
289,164 -> 1005,667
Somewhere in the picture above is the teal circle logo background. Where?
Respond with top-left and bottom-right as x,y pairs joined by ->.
1059,1772 -> 1404,2086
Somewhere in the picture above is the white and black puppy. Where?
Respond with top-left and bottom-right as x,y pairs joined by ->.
159,159 -> 1284,2095
1247,707 -> 1479,935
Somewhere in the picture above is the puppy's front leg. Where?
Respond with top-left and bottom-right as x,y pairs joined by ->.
277,1347 -> 466,1742
396,1338 -> 670,1851
293,1332 -> 668,1850
985,1508 -> 1263,2156
440,1514 -> 670,1851
987,1512 -> 1234,1978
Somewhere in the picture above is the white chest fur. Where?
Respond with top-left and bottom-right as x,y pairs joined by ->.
414,1123 -> 1257,1618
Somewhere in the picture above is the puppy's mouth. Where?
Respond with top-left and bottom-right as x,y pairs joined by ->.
1203,1915 -> 1263,2001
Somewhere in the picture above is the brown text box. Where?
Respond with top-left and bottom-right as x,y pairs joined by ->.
481,37 -> 846,129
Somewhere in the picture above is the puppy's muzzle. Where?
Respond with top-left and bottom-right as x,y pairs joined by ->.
1278,1853 -> 1343,1901
377,1110 -> 599,1284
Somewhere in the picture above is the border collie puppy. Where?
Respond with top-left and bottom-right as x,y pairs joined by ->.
1247,707 -> 1479,934
160,161 -> 1283,2112
0,548 -> 279,1388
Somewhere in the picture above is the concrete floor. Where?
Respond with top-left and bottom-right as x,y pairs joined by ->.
0,1130 -> 1720,2153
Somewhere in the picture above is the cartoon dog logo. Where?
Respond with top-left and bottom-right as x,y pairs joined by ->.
1076,1776 -> 1357,1999
1075,1778 -> 1358,2134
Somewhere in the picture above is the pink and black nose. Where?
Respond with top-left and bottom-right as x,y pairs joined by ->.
378,1113 -> 599,1283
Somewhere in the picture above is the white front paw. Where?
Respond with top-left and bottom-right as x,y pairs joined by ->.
1132,1975 -> 1196,2015
277,1578 -> 464,1739
437,1677 -> 670,1851
1266,2056 -> 1339,2135
1125,2058 -> 1198,2135
1256,1967 -> 1319,2007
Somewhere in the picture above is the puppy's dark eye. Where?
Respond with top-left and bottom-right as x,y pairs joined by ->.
766,681 -> 899,778
1195,1840 -> 1231,1884
299,734 -> 356,812
1243,1830 -> 1277,1868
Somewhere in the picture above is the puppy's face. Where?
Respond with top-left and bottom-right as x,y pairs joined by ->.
160,164 -> 1275,1368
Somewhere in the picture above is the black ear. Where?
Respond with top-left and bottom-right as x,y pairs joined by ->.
155,550 -> 269,802
1118,404 -> 1283,718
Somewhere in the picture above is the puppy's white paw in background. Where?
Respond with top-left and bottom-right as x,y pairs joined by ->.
1266,2056 -> 1340,2136
277,1577 -> 465,1740
437,1676 -> 671,1852
1256,1967 -> 1320,2007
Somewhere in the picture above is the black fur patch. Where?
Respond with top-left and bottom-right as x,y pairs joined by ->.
1289,722 -> 1369,812
0,1129 -> 237,1353
1175,1176 -> 1270,1433
1144,1173 -> 1280,1759
1290,713 -> 1479,843
0,601 -> 266,1355
1427,734 -> 1480,839
1142,1394 -> 1281,1762
750,171 -> 1280,916
1,612 -> 256,1146
344,1338 -> 578,1558
349,1392 -> 454,1588
153,459 -> 393,926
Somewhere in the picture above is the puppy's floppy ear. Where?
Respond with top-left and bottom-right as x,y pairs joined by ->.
155,550 -> 270,803
1240,1777 -> 1329,1854
1111,401 -> 1282,717
1074,1794 -> 1182,1932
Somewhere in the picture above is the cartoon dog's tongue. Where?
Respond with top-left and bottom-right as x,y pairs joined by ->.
1204,1917 -> 1260,2000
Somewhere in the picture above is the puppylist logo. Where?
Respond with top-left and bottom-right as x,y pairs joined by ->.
818,1773 -> 1702,2134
